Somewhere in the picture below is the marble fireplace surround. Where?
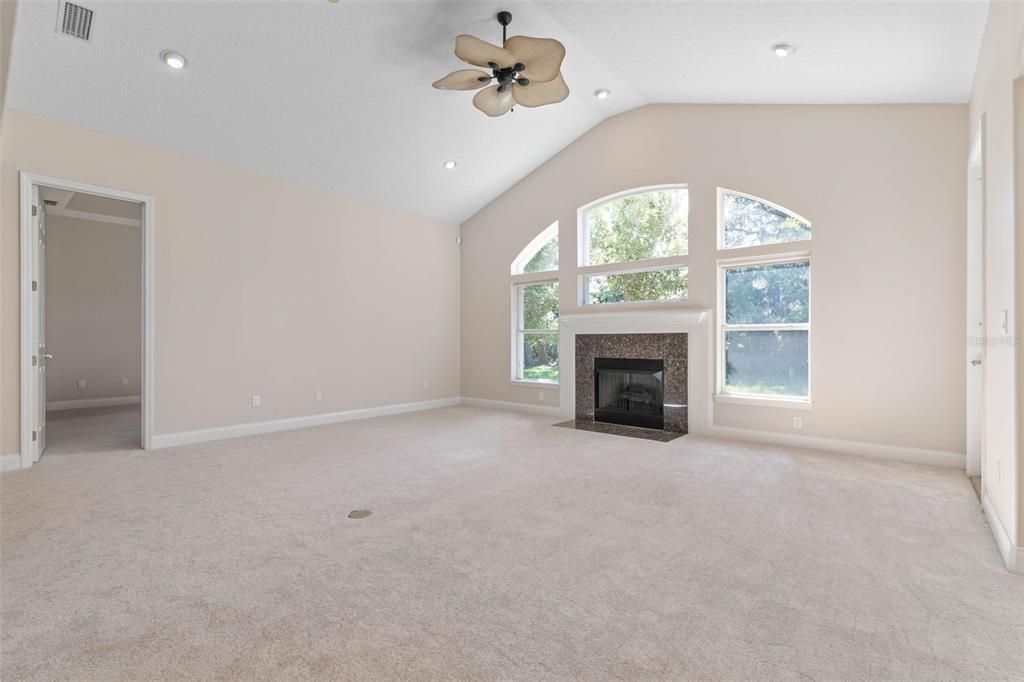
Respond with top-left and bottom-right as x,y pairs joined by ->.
558,309 -> 712,435
577,334 -> 689,433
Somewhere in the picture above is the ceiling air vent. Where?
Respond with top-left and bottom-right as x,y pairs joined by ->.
59,2 -> 93,41
43,200 -> 58,207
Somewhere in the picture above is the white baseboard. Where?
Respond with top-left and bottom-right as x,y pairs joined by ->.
982,492 -> 1023,576
0,453 -> 21,472
151,397 -> 461,449
703,425 -> 965,469
47,395 -> 140,411
459,396 -> 562,417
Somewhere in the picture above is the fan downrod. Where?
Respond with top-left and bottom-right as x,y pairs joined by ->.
497,10 -> 512,43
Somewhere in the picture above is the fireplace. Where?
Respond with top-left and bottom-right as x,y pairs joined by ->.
594,358 -> 665,430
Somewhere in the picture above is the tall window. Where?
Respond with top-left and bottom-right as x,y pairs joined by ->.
718,190 -> 811,402
511,223 -> 559,383
579,187 -> 689,305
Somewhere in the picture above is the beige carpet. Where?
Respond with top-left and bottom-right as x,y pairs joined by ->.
2,405 -> 1022,680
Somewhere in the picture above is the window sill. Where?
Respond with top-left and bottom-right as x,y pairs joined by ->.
510,379 -> 559,389
714,394 -> 812,410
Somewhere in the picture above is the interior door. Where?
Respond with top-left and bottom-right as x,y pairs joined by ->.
32,186 -> 48,460
965,127 -> 985,478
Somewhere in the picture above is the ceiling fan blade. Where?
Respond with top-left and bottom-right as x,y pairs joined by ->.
473,84 -> 514,117
512,73 -> 570,108
504,36 -> 566,84
432,69 -> 491,90
455,34 -> 515,69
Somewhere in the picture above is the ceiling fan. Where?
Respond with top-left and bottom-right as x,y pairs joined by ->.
432,10 -> 569,117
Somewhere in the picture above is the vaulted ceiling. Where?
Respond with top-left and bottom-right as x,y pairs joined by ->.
7,1 -> 988,223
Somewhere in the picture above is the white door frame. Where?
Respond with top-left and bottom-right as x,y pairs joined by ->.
19,172 -> 155,467
965,120 -> 986,478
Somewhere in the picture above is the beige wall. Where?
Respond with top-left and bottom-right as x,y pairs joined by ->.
461,104 -> 967,456
1,109 -> 461,452
45,214 -> 142,404
968,0 -> 1023,550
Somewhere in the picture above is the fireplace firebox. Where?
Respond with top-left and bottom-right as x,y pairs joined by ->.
594,358 -> 665,430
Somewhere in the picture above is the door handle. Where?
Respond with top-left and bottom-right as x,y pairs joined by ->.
42,354 -> 53,360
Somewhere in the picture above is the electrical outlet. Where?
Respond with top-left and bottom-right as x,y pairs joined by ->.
423,380 -> 430,390
314,390 -> 322,401
77,379 -> 87,389
792,416 -> 802,430
538,392 -> 545,402
121,377 -> 129,386
251,394 -> 261,407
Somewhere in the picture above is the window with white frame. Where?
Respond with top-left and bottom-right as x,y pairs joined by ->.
718,191 -> 811,401
719,189 -> 811,250
511,223 -> 559,383
579,187 -> 689,305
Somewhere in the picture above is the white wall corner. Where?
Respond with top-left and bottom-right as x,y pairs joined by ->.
0,453 -> 22,472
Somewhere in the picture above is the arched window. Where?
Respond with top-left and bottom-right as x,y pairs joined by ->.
719,189 -> 811,250
511,222 -> 559,384
717,189 -> 811,404
511,222 -> 558,275
578,186 -> 689,305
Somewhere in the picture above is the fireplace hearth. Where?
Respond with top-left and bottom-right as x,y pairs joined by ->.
594,358 -> 665,429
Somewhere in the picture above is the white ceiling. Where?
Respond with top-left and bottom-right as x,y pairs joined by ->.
8,0 -> 989,223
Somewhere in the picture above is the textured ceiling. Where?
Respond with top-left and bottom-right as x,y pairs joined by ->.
7,0 -> 988,223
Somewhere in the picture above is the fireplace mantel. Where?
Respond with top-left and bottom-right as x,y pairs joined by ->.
558,308 -> 712,435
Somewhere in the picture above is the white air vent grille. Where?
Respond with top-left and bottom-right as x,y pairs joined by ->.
60,2 -> 93,41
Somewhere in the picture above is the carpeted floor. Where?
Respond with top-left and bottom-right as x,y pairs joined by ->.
2,405 -> 1022,680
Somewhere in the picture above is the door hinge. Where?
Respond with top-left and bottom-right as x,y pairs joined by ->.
32,205 -> 38,217
31,430 -> 37,442
32,280 -> 38,292
32,355 -> 37,367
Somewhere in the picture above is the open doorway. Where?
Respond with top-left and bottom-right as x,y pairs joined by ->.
19,173 -> 154,468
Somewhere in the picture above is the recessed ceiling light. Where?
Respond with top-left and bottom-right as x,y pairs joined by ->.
771,43 -> 796,58
160,50 -> 187,69
594,89 -> 611,100
442,160 -> 457,170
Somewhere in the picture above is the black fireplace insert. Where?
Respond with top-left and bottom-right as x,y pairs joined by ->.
594,357 -> 665,429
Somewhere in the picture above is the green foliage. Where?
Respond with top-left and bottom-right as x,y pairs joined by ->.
725,262 -> 808,325
723,194 -> 810,249
585,190 -> 688,266
724,330 -> 808,397
522,282 -> 558,329
588,268 -> 688,304
520,282 -> 558,380
584,189 -> 688,303
523,236 -> 558,273
523,363 -> 559,382
724,261 -> 810,397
